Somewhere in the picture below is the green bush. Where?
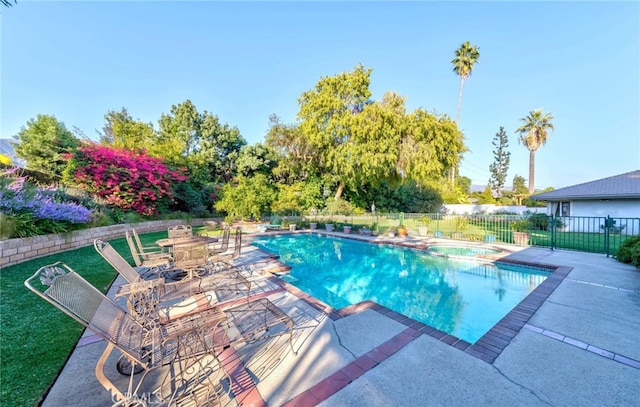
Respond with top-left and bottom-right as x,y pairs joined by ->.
325,198 -> 353,215
615,235 -> 640,268
528,213 -> 550,230
511,219 -> 531,232
455,217 -> 468,232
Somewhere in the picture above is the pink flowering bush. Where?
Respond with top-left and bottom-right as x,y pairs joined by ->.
65,144 -> 187,216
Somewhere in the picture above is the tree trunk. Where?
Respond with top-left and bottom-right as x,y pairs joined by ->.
456,78 -> 465,124
334,181 -> 345,201
453,77 -> 465,186
528,149 -> 536,194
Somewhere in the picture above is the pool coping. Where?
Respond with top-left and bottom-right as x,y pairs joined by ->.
251,231 -> 572,365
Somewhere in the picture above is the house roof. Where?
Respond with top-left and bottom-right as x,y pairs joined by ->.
0,139 -> 26,167
532,170 -> 640,201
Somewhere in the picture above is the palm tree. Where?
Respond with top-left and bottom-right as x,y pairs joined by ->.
515,109 -> 555,194
452,41 -> 480,124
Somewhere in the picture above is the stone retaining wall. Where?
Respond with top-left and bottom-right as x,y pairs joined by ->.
0,219 -> 212,269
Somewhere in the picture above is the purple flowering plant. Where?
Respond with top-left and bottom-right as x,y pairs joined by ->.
0,167 -> 92,237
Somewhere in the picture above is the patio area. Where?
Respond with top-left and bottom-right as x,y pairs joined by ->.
41,234 -> 640,406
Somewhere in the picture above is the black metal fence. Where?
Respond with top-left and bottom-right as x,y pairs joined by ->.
301,212 -> 639,257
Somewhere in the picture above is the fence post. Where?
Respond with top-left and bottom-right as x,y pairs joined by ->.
551,215 -> 556,250
604,215 -> 611,257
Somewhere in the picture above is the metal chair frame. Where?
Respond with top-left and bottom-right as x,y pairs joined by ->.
126,230 -> 173,269
94,239 -> 252,323
25,262 -> 231,406
168,225 -> 193,239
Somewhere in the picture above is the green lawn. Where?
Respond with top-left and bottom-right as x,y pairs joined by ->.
0,230 -> 169,406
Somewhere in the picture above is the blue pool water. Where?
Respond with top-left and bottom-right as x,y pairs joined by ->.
428,245 -> 501,256
251,234 -> 549,344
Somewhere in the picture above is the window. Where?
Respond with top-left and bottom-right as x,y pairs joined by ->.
554,201 -> 570,216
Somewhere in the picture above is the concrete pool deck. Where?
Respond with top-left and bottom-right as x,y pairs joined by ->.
41,234 -> 640,406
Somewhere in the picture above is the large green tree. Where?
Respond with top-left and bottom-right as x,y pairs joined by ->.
264,114 -> 320,183
98,108 -> 156,151
12,114 -> 79,177
513,175 -> 528,194
297,65 -> 462,202
400,107 -> 464,185
515,109 -> 555,193
299,66 -> 397,198
156,100 -> 246,185
488,126 -> 510,197
452,41 -> 480,124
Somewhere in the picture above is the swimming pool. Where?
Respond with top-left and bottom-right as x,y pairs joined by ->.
427,245 -> 501,257
251,234 -> 549,344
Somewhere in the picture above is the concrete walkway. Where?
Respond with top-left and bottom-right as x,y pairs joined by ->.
41,239 -> 640,406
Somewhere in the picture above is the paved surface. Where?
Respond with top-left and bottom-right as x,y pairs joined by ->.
41,236 -> 640,406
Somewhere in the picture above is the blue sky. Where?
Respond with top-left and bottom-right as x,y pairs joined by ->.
2,1 -> 639,189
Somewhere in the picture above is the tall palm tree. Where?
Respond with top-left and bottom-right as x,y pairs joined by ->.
452,41 -> 480,124
515,109 -> 555,194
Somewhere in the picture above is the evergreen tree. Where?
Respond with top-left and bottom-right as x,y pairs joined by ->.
13,114 -> 79,178
488,126 -> 510,197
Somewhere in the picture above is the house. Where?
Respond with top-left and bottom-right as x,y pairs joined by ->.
0,139 -> 25,167
531,170 -> 640,234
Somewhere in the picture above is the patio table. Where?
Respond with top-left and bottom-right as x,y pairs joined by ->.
155,236 -> 218,250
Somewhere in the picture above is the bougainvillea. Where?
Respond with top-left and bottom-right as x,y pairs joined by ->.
65,143 -> 187,215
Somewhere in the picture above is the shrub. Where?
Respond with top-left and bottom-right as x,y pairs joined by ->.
511,218 -> 531,232
615,235 -> 640,268
0,167 -> 93,237
325,198 -> 353,215
455,216 -> 468,232
65,143 -> 187,216
528,213 -> 550,231
214,174 -> 276,221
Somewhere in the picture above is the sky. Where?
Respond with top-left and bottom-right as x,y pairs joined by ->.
1,1 -> 639,190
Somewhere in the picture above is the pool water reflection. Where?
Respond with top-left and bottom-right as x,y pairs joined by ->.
251,234 -> 548,344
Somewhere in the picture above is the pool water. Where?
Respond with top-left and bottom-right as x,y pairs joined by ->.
251,234 -> 549,344
428,245 -> 501,256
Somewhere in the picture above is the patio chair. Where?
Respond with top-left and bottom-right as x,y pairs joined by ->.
130,227 -> 166,255
125,230 -> 172,269
258,216 -> 282,232
168,224 -> 193,239
228,227 -> 243,260
94,239 -> 252,322
208,227 -> 231,255
24,262 -> 231,406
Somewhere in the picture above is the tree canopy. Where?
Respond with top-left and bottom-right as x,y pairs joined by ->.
296,65 -> 463,202
12,114 -> 79,178
515,109 -> 555,193
99,108 -> 156,151
452,41 -> 480,124
156,100 -> 246,186
489,126 -> 510,197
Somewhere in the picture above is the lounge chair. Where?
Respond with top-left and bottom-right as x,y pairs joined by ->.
25,262 -> 230,405
258,216 -> 282,232
25,262 -> 295,405
168,224 -> 193,238
204,227 -> 242,261
208,227 -> 230,255
130,227 -> 167,255
125,230 -> 172,269
95,239 -> 251,322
